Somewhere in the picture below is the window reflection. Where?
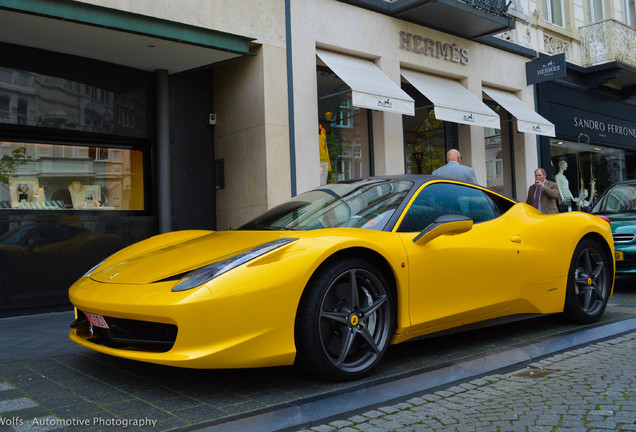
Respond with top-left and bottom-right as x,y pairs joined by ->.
403,108 -> 445,174
0,141 -> 144,210
317,67 -> 370,184
0,67 -> 147,138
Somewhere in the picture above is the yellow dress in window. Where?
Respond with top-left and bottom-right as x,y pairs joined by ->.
319,125 -> 331,171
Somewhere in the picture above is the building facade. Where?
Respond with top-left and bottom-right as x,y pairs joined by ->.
1,0 -> 633,313
499,0 -> 636,210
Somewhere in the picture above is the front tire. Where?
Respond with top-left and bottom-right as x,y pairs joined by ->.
562,239 -> 612,324
295,258 -> 395,381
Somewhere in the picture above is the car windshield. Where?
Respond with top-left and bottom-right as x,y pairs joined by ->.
240,179 -> 413,231
591,183 -> 636,214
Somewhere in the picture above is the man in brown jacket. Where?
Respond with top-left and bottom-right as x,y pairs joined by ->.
526,168 -> 560,214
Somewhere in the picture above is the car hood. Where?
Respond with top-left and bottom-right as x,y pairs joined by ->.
600,213 -> 636,231
89,230 -> 299,285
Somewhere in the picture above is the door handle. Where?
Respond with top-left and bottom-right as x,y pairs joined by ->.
510,234 -> 522,243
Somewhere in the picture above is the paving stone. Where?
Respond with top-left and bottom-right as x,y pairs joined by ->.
306,331 -> 636,431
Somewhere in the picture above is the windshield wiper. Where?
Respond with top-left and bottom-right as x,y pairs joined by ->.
239,224 -> 300,231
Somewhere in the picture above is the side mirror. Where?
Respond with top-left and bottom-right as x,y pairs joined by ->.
27,240 -> 47,252
413,214 -> 473,245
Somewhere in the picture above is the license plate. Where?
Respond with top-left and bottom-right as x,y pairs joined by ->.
85,312 -> 109,329
615,251 -> 624,261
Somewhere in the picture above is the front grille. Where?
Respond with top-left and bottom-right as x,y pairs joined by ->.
617,255 -> 636,270
72,311 -> 178,352
613,233 -> 636,243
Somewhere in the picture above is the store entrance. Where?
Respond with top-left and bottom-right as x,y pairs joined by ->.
170,69 -> 217,230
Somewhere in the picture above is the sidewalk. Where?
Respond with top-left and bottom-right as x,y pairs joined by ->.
299,331 -> 636,432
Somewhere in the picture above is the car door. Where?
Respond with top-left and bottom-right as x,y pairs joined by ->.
396,182 -> 528,332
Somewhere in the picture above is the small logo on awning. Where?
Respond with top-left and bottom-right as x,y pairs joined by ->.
463,113 -> 475,122
378,98 -> 393,109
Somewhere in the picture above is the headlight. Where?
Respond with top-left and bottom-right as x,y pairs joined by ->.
172,238 -> 298,292
83,259 -> 106,278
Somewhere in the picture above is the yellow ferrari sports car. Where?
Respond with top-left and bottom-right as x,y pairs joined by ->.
69,176 -> 615,381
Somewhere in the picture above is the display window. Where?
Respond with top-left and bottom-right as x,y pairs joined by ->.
549,138 -> 636,212
316,66 -> 371,184
485,126 -> 504,193
401,83 -> 457,175
403,107 -> 445,174
483,101 -> 515,198
0,141 -> 144,210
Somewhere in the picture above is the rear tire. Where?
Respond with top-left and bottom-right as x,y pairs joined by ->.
562,239 -> 611,324
295,258 -> 395,381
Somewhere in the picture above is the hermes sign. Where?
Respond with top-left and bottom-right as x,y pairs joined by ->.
399,31 -> 469,65
526,53 -> 566,85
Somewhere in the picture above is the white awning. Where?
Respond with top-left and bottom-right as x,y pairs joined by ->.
483,87 -> 555,137
400,70 -> 500,129
316,49 -> 414,116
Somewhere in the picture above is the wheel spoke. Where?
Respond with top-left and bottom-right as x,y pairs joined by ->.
582,286 -> 593,311
583,249 -> 593,274
575,273 -> 589,285
348,270 -> 360,310
321,310 -> 349,325
590,261 -> 604,280
357,326 -> 380,354
335,326 -> 356,367
360,294 -> 387,317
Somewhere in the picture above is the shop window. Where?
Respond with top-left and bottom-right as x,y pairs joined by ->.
550,139 -> 636,212
401,83 -> 456,175
317,66 -> 371,184
0,141 -> 144,211
542,0 -> 565,26
483,102 -> 514,198
403,108 -> 445,174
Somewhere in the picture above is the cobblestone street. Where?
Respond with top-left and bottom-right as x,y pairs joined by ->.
301,331 -> 636,432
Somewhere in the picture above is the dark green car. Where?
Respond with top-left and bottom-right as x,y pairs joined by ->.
591,180 -> 636,275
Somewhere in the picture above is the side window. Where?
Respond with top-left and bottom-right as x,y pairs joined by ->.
398,183 -> 501,232
457,187 -> 502,223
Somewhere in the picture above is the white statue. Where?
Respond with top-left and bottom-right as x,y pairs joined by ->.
554,160 -> 589,211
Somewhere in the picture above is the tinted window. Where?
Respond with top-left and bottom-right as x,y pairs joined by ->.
241,179 -> 413,231
398,183 -> 501,232
591,183 -> 636,214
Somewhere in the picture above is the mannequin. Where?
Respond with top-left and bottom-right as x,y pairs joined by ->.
319,124 -> 331,185
555,160 -> 587,211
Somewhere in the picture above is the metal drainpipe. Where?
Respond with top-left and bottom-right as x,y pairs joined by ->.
285,0 -> 297,197
156,69 -> 172,233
